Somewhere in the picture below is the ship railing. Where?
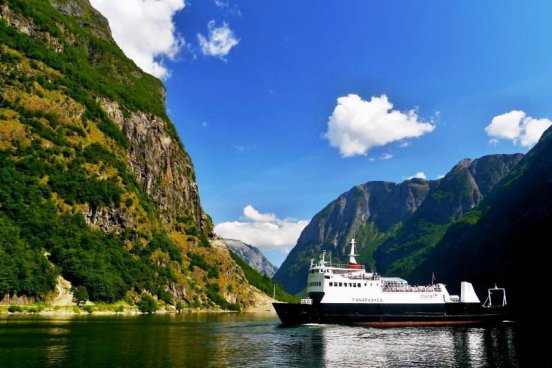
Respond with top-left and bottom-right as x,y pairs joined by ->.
326,263 -> 365,270
301,298 -> 313,305
345,274 -> 379,280
382,286 -> 442,293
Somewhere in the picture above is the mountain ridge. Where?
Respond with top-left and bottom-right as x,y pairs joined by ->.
274,153 -> 523,295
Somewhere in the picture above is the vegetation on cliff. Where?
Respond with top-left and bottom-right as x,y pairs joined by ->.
229,251 -> 298,304
0,0 -> 263,310
410,126 -> 552,316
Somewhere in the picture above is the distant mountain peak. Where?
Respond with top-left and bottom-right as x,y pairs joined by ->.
224,239 -> 278,277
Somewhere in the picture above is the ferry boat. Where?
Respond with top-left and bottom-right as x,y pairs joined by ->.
273,239 -> 508,326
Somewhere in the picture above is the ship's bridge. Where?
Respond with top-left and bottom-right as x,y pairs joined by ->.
308,238 -> 369,274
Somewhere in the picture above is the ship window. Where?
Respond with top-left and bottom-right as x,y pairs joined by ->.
344,283 -> 347,287
329,282 -> 333,286
339,282 -> 342,287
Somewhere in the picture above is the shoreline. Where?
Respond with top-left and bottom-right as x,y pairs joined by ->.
0,304 -> 277,316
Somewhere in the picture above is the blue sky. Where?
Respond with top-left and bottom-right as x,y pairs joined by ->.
93,1 -> 552,266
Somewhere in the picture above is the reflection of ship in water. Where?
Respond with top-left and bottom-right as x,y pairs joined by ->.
274,239 -> 508,326
317,325 -> 519,367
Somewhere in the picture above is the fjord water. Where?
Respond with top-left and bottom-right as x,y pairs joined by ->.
0,313 -> 529,367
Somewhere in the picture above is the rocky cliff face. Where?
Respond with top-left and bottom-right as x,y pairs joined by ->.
274,154 -> 523,295
0,0 -> 259,310
98,98 -> 211,233
225,239 -> 278,277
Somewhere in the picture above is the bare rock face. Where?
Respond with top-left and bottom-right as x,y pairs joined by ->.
82,206 -> 131,233
98,99 -> 210,234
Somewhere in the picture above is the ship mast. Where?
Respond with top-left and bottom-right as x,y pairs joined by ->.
349,238 -> 358,265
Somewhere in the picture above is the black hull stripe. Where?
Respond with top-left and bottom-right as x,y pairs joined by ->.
273,302 -> 509,326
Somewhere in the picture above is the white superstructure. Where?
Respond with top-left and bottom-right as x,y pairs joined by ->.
305,239 -> 480,305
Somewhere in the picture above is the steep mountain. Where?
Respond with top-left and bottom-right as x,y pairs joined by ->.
274,179 -> 437,294
410,127 -> 552,317
0,0 -> 264,310
275,154 -> 523,295
225,239 -> 278,277
375,153 -> 524,277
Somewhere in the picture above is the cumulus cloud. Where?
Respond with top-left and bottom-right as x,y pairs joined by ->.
214,205 -> 308,251
90,0 -> 185,79
406,172 -> 427,180
197,20 -> 239,59
485,110 -> 552,147
324,94 -> 435,157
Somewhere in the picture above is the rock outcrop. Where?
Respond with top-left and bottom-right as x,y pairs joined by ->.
98,98 -> 210,233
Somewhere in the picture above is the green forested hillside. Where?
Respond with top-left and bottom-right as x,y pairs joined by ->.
0,0 -> 261,310
374,154 -> 523,277
410,126 -> 552,317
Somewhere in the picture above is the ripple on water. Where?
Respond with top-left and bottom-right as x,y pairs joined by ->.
0,314 -> 524,368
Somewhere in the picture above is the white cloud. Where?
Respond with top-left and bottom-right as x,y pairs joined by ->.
197,20 -> 239,59
380,152 -> 393,160
214,205 -> 309,251
243,205 -> 276,222
485,110 -> 552,147
214,0 -> 229,8
324,94 -> 435,157
90,0 -> 185,79
213,0 -> 242,16
406,172 -> 427,180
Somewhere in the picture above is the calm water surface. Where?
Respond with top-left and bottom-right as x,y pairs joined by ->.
0,313 -> 539,367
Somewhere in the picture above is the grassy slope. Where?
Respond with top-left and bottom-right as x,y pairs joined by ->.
229,251 -> 299,303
